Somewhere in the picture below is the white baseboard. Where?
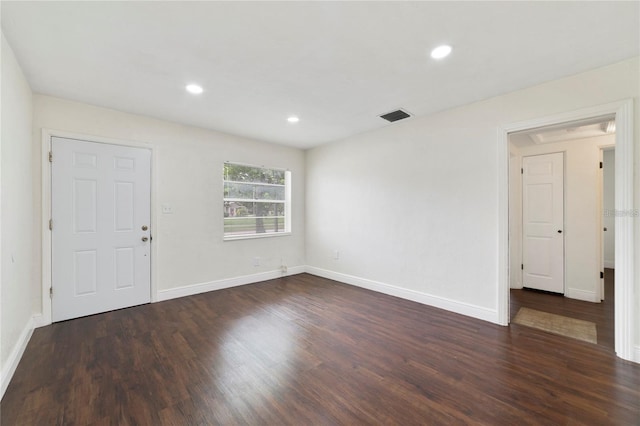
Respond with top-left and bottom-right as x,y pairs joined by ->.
604,260 -> 615,269
305,266 -> 499,324
32,313 -> 47,328
1,316 -> 36,400
565,288 -> 599,303
634,345 -> 640,363
157,266 -> 305,302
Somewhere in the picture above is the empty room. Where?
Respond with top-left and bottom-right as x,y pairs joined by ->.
1,2 -> 639,424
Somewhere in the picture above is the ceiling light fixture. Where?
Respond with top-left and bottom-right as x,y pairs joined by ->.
185,84 -> 203,94
430,45 -> 452,59
287,116 -> 299,123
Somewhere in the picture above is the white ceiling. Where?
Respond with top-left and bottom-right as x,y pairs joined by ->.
2,1 -> 639,149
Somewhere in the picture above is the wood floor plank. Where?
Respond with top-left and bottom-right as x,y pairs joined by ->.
2,273 -> 639,425
510,268 -> 615,349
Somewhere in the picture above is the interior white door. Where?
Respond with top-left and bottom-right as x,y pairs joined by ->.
522,152 -> 564,293
52,137 -> 151,322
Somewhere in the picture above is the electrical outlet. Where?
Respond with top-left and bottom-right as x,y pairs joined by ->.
281,264 -> 288,274
253,257 -> 260,267
333,250 -> 340,260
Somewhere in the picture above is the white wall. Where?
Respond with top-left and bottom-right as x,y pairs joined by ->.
1,33 -> 36,393
33,95 -> 305,306
603,149 -> 615,268
306,57 -> 639,328
511,134 -> 615,302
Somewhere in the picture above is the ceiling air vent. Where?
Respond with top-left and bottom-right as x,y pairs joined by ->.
380,109 -> 411,123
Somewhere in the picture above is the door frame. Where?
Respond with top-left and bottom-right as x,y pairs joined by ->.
498,99 -> 635,362
41,129 -> 157,326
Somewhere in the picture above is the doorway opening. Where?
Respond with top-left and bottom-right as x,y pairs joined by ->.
507,117 -> 615,349
498,99 -> 634,362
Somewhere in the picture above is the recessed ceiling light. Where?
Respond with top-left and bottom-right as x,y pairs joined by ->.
287,116 -> 299,123
185,84 -> 203,94
430,45 -> 452,59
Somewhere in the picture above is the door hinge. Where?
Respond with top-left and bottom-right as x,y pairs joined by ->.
521,264 -> 524,270
49,287 -> 53,297
49,219 -> 53,230
521,168 -> 523,174
599,161 -> 603,169
49,151 -> 53,162
600,271 -> 604,279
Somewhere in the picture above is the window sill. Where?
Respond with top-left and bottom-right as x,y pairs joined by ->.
223,232 -> 292,242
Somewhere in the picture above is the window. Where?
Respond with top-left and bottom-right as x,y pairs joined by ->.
223,162 -> 291,240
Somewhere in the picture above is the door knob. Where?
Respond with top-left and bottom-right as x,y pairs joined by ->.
141,225 -> 148,231
141,236 -> 149,242
557,230 -> 562,233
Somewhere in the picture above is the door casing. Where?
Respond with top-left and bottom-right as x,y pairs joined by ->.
498,99 -> 635,362
41,129 -> 157,326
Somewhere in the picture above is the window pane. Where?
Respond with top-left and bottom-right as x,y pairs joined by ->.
224,182 -> 284,201
224,201 -> 283,217
224,164 -> 285,184
224,182 -> 254,199
224,216 -> 286,234
223,163 -> 289,238
255,184 -> 284,200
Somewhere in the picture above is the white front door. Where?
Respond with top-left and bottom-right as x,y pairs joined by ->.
52,137 -> 151,322
522,152 -> 564,293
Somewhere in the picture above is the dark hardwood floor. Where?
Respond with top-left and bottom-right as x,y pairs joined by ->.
510,268 -> 615,349
2,273 -> 639,425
